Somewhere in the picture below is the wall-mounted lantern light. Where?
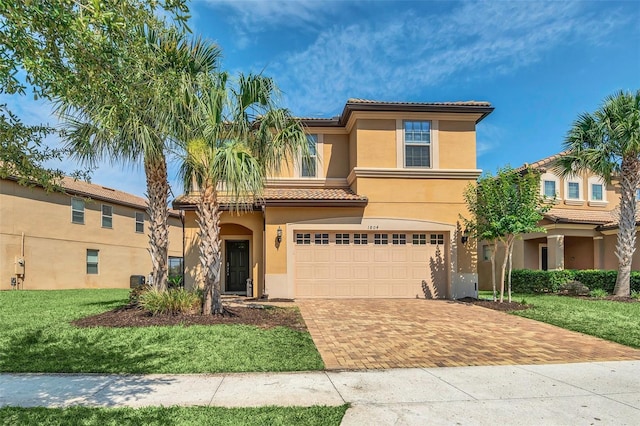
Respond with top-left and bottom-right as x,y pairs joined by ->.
276,226 -> 283,243
461,228 -> 470,245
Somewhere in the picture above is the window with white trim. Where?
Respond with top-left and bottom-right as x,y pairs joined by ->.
354,233 -> 368,245
314,233 -> 329,245
374,233 -> 388,245
540,172 -> 560,199
295,233 -> 311,245
301,134 -> 317,178
392,233 -> 406,245
404,121 -> 431,167
135,212 -> 144,233
587,176 -> 607,205
566,181 -> 580,200
86,249 -> 99,274
412,234 -> 427,245
543,180 -> 556,198
101,204 -> 113,228
591,183 -> 603,201
71,198 -> 85,224
336,233 -> 350,245
430,234 -> 444,245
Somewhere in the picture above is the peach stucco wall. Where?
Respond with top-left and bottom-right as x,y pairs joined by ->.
0,179 -> 182,290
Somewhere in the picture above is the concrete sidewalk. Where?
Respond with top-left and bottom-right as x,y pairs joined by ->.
1,361 -> 639,425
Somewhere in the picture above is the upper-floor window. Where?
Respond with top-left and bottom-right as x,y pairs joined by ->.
404,121 -> 431,168
543,180 -> 556,198
135,212 -> 144,233
540,172 -> 560,200
567,182 -> 580,199
591,183 -> 603,201
301,135 -> 317,178
71,198 -> 85,224
101,205 -> 113,228
587,176 -> 607,205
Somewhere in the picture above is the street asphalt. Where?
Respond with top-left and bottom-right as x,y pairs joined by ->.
1,361 -> 639,425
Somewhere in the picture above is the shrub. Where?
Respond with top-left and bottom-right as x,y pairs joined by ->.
510,269 -> 574,293
139,288 -> 201,315
589,288 -> 608,299
631,290 -> 640,300
511,269 -> 640,294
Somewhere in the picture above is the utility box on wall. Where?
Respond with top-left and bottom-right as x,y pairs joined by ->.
14,257 -> 25,276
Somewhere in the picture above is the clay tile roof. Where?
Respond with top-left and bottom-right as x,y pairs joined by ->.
262,187 -> 366,200
346,98 -> 492,107
59,177 -> 180,216
600,209 -> 640,229
173,187 -> 368,209
544,207 -> 615,225
515,151 -> 570,172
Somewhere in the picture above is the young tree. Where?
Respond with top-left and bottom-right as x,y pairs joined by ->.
178,73 -> 309,315
554,90 -> 640,297
464,167 -> 549,302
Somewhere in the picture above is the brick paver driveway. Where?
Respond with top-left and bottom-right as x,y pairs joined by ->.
297,299 -> 640,370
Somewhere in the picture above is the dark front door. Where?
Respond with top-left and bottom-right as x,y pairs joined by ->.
226,240 -> 250,293
541,246 -> 549,271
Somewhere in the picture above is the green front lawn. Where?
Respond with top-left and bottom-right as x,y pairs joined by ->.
0,405 -> 349,426
0,290 -> 323,373
508,294 -> 640,348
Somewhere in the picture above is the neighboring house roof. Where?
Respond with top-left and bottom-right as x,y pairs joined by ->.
544,207 -> 640,229
514,151 -> 569,173
301,98 -> 494,127
544,207 -> 616,225
173,187 -> 368,210
3,175 -> 180,217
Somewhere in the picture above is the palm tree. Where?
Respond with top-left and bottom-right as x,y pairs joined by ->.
57,28 -> 221,290
554,90 -> 640,296
178,72 -> 309,315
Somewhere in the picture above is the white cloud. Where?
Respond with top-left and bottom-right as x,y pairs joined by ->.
476,122 -> 505,160
269,1 -> 630,116
200,0 -> 330,31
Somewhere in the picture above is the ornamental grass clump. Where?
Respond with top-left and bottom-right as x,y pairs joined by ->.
139,288 -> 202,315
589,288 -> 608,299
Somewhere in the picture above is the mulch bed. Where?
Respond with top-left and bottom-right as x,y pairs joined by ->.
457,297 -> 530,312
72,304 -> 308,332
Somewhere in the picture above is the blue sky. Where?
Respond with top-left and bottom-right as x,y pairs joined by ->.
4,0 -> 640,198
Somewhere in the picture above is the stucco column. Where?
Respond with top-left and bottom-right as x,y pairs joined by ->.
593,236 -> 604,269
547,235 -> 564,270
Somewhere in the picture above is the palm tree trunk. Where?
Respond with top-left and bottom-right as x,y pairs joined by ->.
613,156 -> 640,297
197,183 -> 223,315
144,156 -> 169,291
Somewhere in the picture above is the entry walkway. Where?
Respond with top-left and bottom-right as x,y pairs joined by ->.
1,362 -> 640,424
297,299 -> 640,370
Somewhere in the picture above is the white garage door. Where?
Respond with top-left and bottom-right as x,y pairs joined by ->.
294,231 -> 448,298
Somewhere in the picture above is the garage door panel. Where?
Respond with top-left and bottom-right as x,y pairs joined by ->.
294,231 -> 448,299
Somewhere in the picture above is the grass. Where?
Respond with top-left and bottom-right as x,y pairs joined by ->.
0,289 -> 323,373
479,291 -> 640,348
0,405 -> 349,426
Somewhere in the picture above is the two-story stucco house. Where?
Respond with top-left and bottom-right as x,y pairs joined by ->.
174,99 -> 494,299
477,153 -> 640,290
0,176 -> 183,290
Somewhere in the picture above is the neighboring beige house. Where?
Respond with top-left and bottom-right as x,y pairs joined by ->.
174,98 -> 494,299
477,153 -> 640,290
0,176 -> 183,290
